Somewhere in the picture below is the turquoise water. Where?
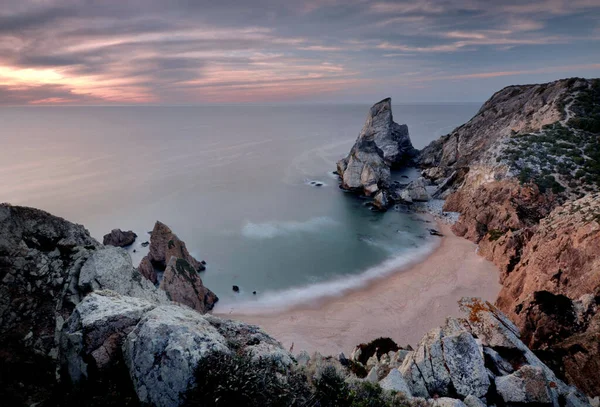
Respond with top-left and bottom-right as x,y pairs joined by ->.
0,103 -> 478,311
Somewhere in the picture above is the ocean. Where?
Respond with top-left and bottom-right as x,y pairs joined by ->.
0,103 -> 479,312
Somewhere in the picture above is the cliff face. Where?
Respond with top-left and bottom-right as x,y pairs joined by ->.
419,77 -> 600,396
337,98 -> 417,197
494,194 -> 600,396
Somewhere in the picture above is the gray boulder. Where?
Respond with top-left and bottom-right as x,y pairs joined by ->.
379,368 -> 412,396
464,395 -> 487,407
495,366 -> 552,404
103,228 -> 137,247
432,398 -> 468,407
123,304 -> 293,407
78,246 -> 168,303
60,291 -> 157,382
123,305 -> 230,407
337,98 -> 416,195
441,331 -> 490,398
400,328 -> 451,397
400,178 -> 430,202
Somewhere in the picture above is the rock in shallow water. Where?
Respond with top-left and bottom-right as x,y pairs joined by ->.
103,228 -> 137,247
336,98 -> 416,196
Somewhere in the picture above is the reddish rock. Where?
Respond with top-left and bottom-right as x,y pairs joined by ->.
493,194 -> 600,396
159,257 -> 218,313
146,221 -> 205,273
138,256 -> 157,285
444,179 -> 554,243
137,221 -> 216,312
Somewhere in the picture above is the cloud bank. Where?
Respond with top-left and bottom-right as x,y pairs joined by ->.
0,0 -> 598,104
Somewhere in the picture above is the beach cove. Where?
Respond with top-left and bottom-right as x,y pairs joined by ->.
229,221 -> 501,355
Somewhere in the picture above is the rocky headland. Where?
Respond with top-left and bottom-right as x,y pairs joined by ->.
414,77 -> 600,396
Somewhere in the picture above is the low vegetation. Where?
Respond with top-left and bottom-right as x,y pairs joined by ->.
183,352 -> 423,407
500,122 -> 600,198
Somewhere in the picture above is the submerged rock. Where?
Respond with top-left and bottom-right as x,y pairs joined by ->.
102,228 -> 137,247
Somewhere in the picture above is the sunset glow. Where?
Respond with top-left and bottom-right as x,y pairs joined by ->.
0,0 -> 599,105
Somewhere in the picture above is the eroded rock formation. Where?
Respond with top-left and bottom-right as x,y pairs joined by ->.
137,220 -> 217,312
337,98 -> 417,197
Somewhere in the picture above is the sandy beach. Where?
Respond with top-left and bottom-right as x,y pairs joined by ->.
226,222 -> 501,356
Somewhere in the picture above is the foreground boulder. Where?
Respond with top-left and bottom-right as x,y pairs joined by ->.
62,291 -> 292,407
337,98 -> 417,196
103,228 -> 137,247
341,297 -> 590,405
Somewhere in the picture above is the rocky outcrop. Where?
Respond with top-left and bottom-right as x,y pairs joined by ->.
78,246 -> 169,303
60,290 -> 157,383
137,220 -> 217,312
0,204 -> 223,406
344,297 -> 590,406
159,256 -> 218,313
138,255 -> 158,284
400,177 -> 430,203
143,221 -> 206,274
398,298 -> 589,404
62,290 -> 292,407
444,178 -> 554,244
0,203 -> 100,404
102,229 -> 137,247
419,78 -> 592,173
337,98 -> 416,196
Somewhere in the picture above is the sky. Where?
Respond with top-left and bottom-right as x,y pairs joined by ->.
0,0 -> 599,105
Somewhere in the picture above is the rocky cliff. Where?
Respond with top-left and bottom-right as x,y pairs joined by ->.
418,77 -> 600,396
336,98 -> 417,205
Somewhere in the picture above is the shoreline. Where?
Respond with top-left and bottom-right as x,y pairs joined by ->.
225,221 -> 501,355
